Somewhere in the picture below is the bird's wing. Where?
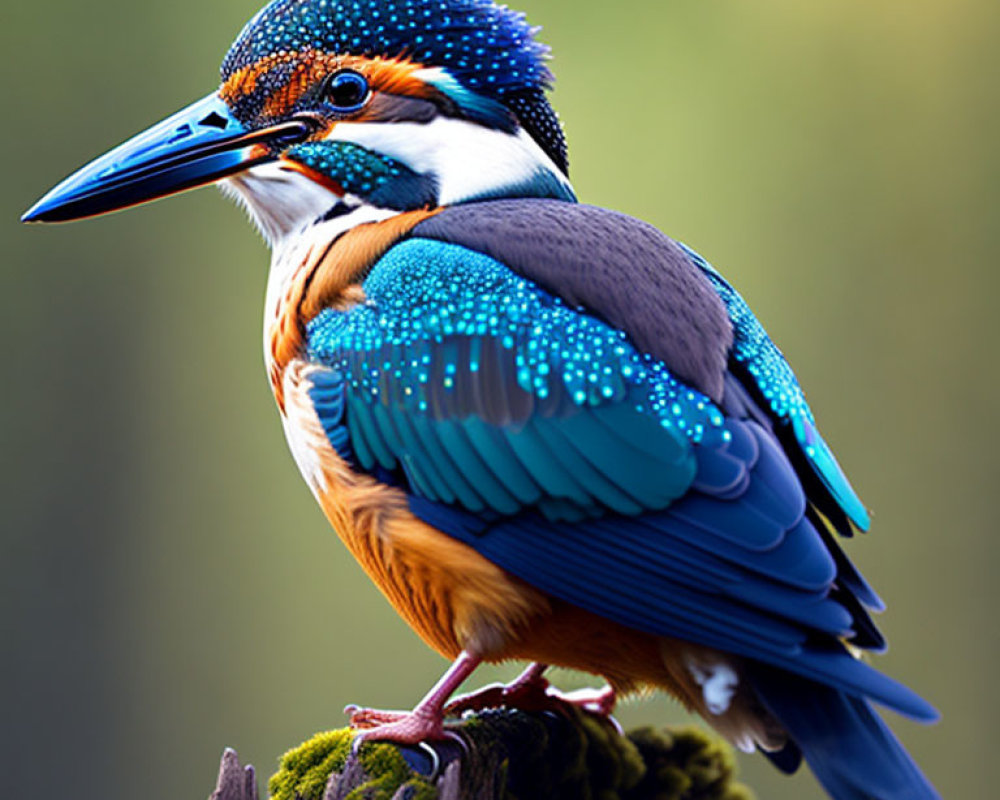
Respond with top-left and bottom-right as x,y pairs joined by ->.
303,204 -> 935,722
412,199 -> 871,535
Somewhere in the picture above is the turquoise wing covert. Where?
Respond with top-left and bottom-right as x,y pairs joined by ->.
307,237 -> 728,520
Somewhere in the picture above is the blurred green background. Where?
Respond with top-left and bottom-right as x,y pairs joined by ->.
2,0 -> 996,798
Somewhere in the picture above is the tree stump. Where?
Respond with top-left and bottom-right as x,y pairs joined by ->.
208,708 -> 755,800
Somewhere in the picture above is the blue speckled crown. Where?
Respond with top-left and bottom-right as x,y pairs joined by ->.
222,0 -> 552,95
221,0 -> 568,173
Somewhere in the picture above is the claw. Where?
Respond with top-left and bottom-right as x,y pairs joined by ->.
416,742 -> 442,779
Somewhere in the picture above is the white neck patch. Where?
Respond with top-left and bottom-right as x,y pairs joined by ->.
327,116 -> 575,205
221,115 -> 574,247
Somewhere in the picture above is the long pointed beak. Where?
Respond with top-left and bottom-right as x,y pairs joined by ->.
22,93 -> 314,223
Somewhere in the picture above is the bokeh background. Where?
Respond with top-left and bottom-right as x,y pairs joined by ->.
2,0 -> 997,797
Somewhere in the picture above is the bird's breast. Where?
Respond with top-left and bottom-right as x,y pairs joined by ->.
263,206 -> 441,409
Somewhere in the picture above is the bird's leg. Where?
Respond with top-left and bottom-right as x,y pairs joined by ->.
348,650 -> 481,745
445,661 -> 551,714
447,663 -> 618,720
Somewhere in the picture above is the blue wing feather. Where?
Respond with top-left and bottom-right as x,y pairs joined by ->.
462,417 -> 542,504
411,490 -> 934,721
307,368 -> 352,462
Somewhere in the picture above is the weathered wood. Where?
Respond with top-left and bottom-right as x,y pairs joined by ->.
210,749 -> 259,800
209,709 -> 755,800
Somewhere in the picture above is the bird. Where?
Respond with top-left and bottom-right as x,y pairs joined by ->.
23,1 -> 939,797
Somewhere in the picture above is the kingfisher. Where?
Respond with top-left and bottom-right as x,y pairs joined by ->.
23,1 -> 939,797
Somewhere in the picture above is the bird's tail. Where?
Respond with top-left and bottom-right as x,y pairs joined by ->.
748,666 -> 940,800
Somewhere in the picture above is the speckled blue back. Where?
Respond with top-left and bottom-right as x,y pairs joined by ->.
680,245 -> 812,424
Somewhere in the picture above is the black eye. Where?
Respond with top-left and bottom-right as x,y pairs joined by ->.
323,70 -> 370,112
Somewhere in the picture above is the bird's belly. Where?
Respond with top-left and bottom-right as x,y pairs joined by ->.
279,359 -> 548,659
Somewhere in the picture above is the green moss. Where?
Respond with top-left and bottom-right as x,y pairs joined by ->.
268,730 -> 353,800
460,707 -> 646,800
624,726 -> 754,800
355,741 -> 410,782
348,741 -> 436,800
268,731 -> 436,800
575,710 -> 646,799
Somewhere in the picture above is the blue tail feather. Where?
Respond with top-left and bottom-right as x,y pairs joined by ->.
749,666 -> 940,799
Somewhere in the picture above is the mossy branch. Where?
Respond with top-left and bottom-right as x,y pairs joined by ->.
209,708 -> 755,800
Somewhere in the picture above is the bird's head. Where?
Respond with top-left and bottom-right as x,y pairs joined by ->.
23,0 -> 575,243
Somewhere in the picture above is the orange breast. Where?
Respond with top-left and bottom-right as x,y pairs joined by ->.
281,359 -> 548,659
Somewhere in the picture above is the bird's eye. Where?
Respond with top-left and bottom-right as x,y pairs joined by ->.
323,70 -> 370,112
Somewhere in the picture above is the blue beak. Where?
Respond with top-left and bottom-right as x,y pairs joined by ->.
22,93 -> 314,223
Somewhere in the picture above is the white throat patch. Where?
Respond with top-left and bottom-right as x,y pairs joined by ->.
222,162 -> 400,379
221,162 -> 343,248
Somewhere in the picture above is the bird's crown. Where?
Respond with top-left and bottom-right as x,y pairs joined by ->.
220,0 -> 567,174
223,0 -> 551,97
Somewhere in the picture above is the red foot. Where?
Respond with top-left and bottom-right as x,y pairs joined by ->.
348,705 -> 451,745
345,704 -> 408,730
346,655 -> 620,748
346,651 -> 481,748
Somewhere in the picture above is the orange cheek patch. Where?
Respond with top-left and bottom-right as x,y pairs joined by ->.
247,143 -> 272,160
221,50 -> 437,120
